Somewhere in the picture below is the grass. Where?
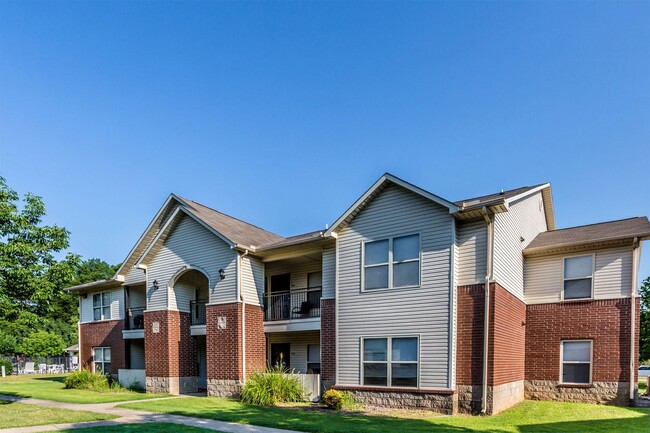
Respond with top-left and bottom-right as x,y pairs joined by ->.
0,400 -> 116,429
0,374 -> 168,404
40,423 -> 222,433
120,397 -> 650,433
640,379 -> 648,395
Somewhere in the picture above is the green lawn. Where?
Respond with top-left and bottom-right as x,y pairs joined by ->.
0,374 -> 168,404
0,399 -> 116,429
640,379 -> 648,395
40,424 -> 221,433
120,397 -> 650,433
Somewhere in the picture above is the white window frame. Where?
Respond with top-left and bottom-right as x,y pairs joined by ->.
561,254 -> 595,301
361,233 -> 421,292
92,291 -> 111,321
559,340 -> 593,385
93,347 -> 111,374
361,335 -> 420,388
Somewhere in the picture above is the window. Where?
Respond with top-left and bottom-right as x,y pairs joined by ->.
93,347 -> 111,374
563,255 -> 593,300
93,292 -> 111,321
561,340 -> 592,385
362,337 -> 418,387
307,344 -> 321,374
363,234 -> 420,290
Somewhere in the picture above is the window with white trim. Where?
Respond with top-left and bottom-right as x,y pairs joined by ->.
93,347 -> 111,374
307,344 -> 321,374
93,292 -> 111,321
563,255 -> 593,300
560,340 -> 592,384
362,337 -> 418,387
363,234 -> 420,290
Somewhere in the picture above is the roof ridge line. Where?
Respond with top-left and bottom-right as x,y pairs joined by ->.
544,216 -> 644,233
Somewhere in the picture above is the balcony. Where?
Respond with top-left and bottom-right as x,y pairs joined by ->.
264,287 -> 321,332
123,306 -> 145,339
190,299 -> 207,336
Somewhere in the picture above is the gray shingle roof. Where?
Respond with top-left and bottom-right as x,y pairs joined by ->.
178,196 -> 284,248
525,217 -> 650,252
454,184 -> 546,208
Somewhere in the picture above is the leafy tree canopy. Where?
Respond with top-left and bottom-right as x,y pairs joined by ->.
640,276 -> 650,362
19,331 -> 65,357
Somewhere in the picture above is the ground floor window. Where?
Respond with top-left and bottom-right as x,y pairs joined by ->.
307,344 -> 320,374
560,340 -> 592,385
362,336 -> 418,387
93,347 -> 111,374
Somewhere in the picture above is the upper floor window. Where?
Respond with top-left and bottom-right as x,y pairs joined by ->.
93,292 -> 111,321
560,340 -> 592,385
563,255 -> 593,300
362,336 -> 418,387
363,234 -> 420,291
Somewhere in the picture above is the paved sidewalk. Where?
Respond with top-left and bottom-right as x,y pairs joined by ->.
0,394 -> 304,433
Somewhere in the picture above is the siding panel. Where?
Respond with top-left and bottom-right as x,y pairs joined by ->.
322,248 -> 336,299
456,220 -> 487,286
268,331 -> 321,373
337,184 -> 453,389
241,255 -> 265,305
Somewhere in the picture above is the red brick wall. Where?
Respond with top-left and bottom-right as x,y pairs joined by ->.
526,298 -> 639,383
79,320 -> 125,374
456,285 -> 484,386
244,304 -> 266,376
321,299 -> 336,382
490,283 -> 526,386
144,310 -> 197,377
206,303 -> 242,380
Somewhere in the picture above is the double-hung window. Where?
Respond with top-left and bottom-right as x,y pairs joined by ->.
362,337 -> 418,387
93,292 -> 111,321
307,344 -> 321,374
560,340 -> 592,385
93,347 -> 111,374
563,255 -> 593,300
363,234 -> 420,290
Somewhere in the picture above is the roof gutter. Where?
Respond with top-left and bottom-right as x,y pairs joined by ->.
631,237 -> 641,400
481,206 -> 494,414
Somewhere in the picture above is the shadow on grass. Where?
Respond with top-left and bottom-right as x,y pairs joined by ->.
34,376 -> 66,383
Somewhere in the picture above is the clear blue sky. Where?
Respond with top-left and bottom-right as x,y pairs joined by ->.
1,1 -> 649,282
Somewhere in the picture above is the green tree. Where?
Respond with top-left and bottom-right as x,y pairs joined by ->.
0,334 -> 17,355
19,331 -> 65,357
640,276 -> 650,362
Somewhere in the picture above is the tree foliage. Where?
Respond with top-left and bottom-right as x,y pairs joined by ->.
640,276 -> 650,362
0,176 -> 119,354
19,331 -> 65,357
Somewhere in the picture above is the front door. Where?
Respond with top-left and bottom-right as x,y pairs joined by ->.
270,343 -> 290,370
196,336 -> 207,390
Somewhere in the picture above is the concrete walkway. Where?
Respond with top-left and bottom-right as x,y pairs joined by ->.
0,394 -> 304,433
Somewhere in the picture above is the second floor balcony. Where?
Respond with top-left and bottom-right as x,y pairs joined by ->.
264,287 -> 322,322
190,299 -> 208,326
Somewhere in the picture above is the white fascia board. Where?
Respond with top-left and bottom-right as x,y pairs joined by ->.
324,173 -> 459,237
505,183 -> 550,205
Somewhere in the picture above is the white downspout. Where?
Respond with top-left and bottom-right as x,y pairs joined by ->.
77,296 -> 82,369
630,238 -> 641,400
481,207 -> 494,414
239,250 -> 250,383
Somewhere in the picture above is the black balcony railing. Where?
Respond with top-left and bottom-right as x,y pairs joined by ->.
126,307 -> 145,330
264,287 -> 322,322
190,299 -> 208,325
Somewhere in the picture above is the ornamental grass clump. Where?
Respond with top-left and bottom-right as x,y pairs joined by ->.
64,369 -> 109,390
241,365 -> 304,406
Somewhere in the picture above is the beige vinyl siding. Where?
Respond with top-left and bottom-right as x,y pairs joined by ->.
80,287 -> 124,323
493,192 -> 547,300
336,184 -> 453,389
265,259 -> 322,292
456,220 -> 487,286
241,255 -> 265,305
524,246 -> 633,304
146,215 -> 237,310
127,285 -> 147,309
267,331 -> 320,373
124,266 -> 146,285
128,340 -> 146,370
322,248 -> 336,299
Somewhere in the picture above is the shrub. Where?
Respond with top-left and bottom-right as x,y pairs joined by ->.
323,389 -> 345,409
241,366 -> 304,406
64,369 -> 109,390
0,359 -> 13,375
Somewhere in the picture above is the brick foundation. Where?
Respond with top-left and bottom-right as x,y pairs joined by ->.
79,320 -> 125,375
321,299 -> 336,389
334,387 -> 458,415
144,310 -> 197,394
525,298 -> 640,404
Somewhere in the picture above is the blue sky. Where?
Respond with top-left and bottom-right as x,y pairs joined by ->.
1,1 -> 649,282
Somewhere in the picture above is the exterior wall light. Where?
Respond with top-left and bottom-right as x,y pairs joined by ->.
152,280 -> 159,290
219,269 -> 226,280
